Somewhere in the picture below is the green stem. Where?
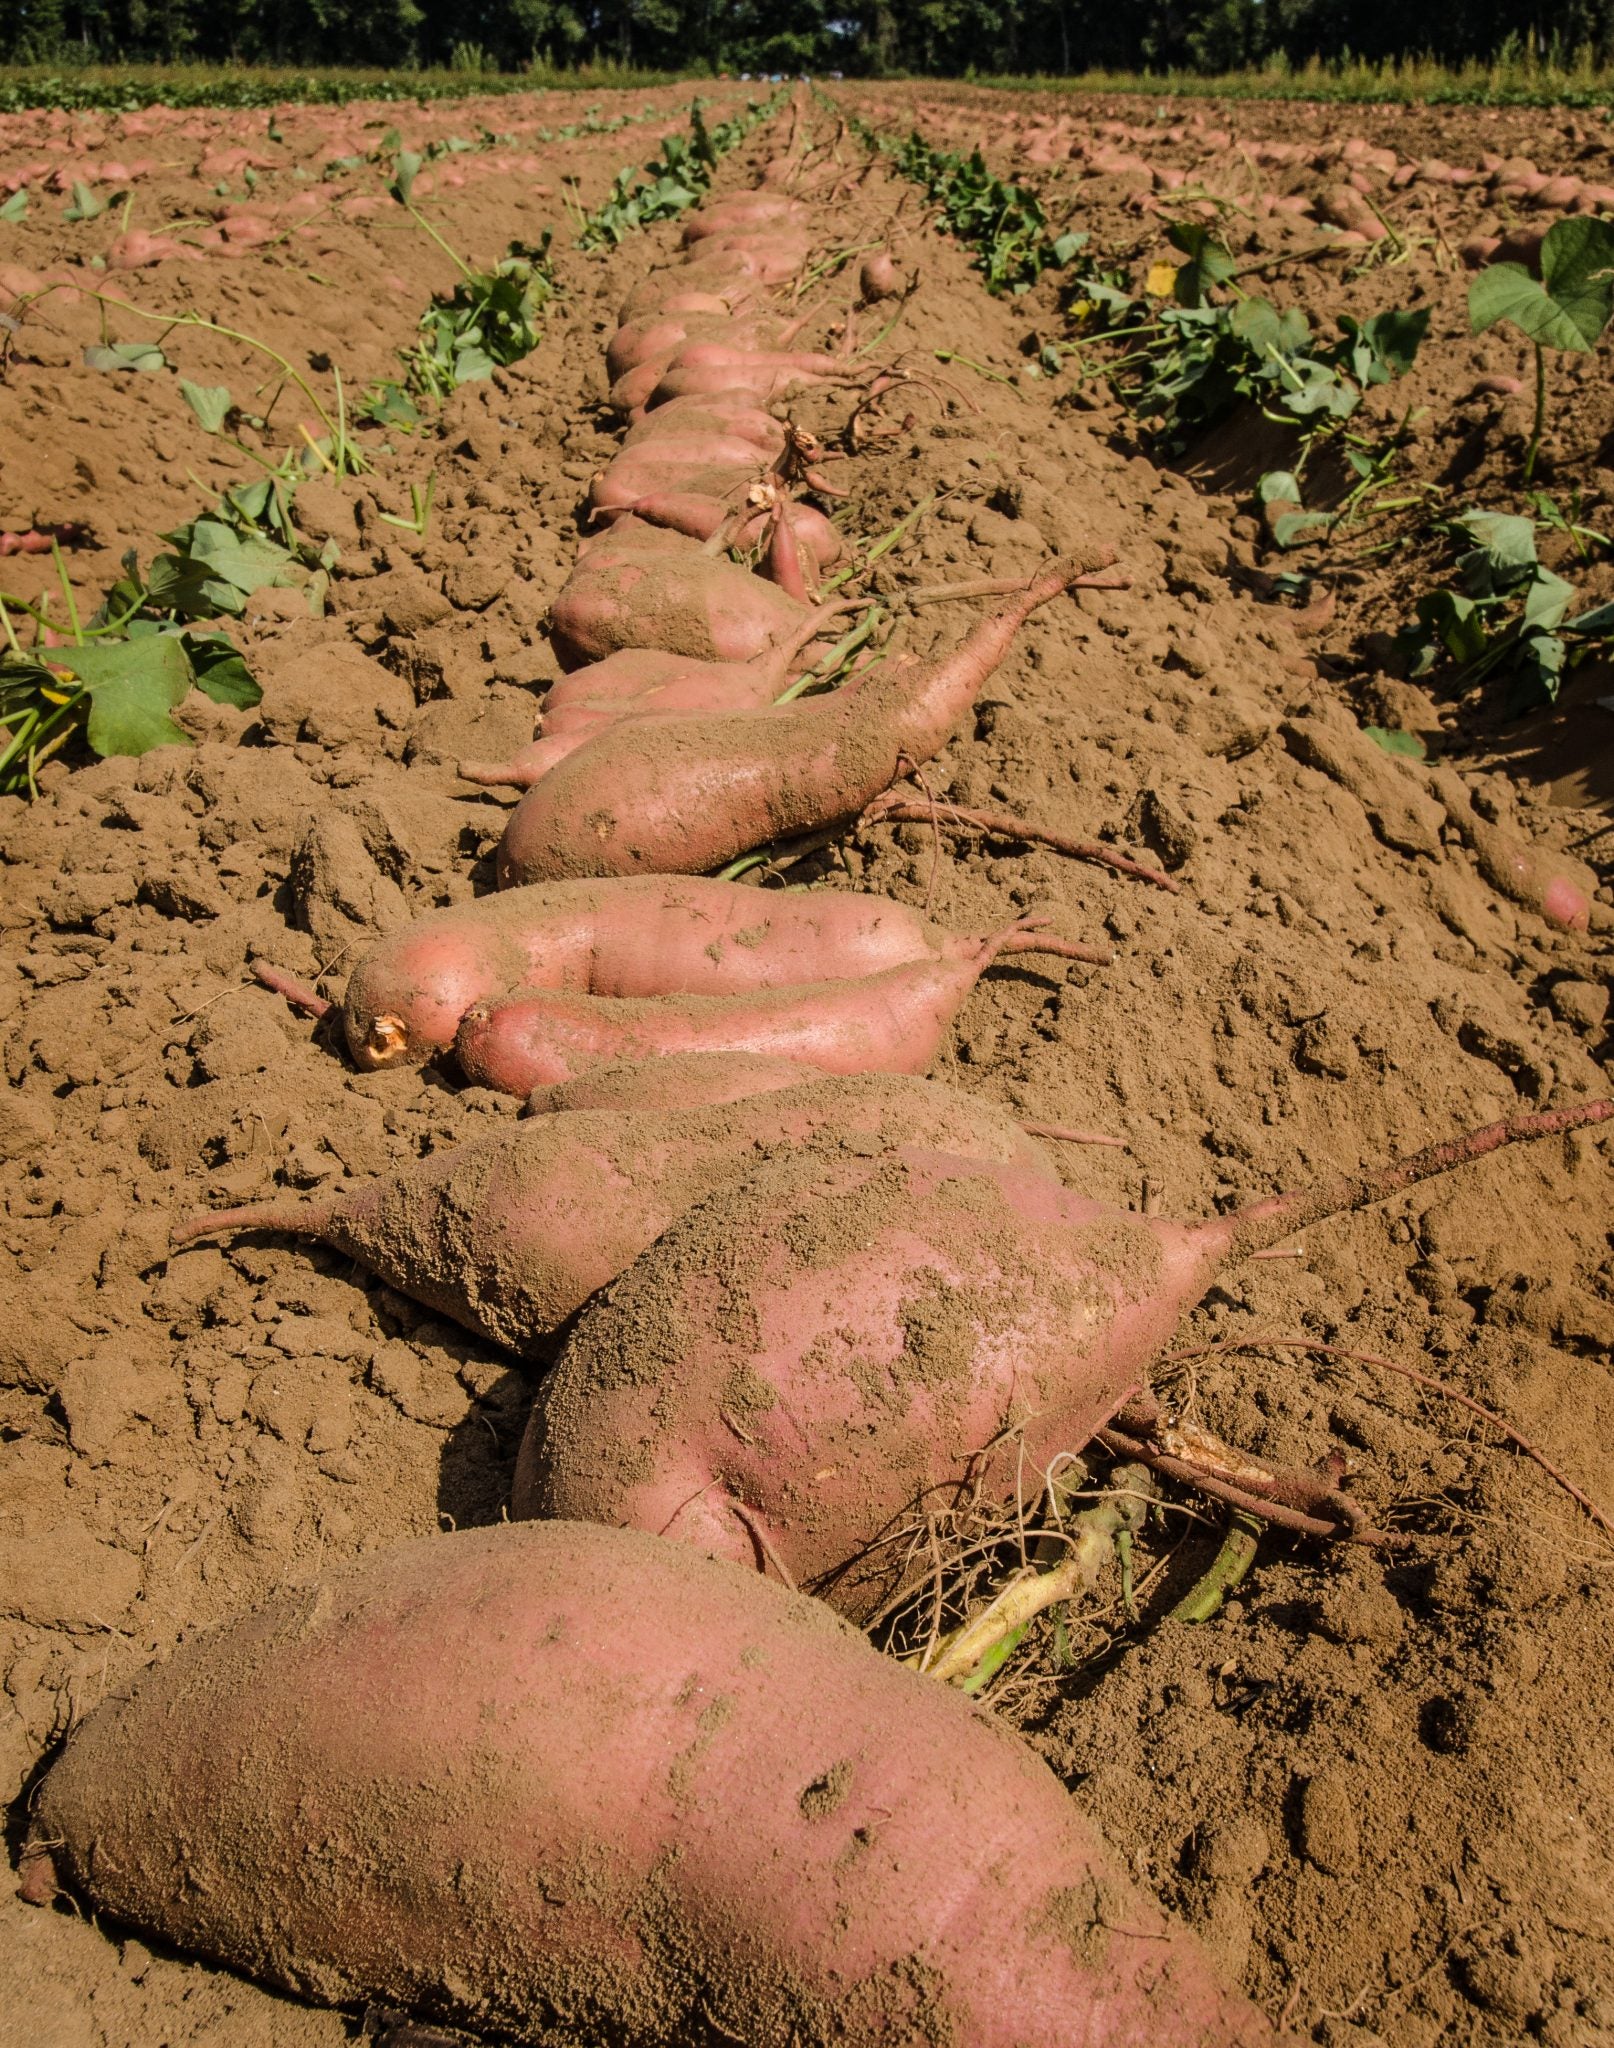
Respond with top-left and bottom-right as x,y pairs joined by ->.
78,287 -> 350,455
1524,341 -> 1546,485
50,539 -> 84,645
1168,1513 -> 1261,1623
405,200 -> 476,283
774,609 -> 879,702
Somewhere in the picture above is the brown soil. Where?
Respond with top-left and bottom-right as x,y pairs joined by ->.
2,80 -> 1612,2048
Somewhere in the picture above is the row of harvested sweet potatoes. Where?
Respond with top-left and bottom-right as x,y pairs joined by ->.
20,91 -> 1611,2048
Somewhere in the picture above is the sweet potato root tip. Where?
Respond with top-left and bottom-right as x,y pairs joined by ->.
170,1199 -> 328,1247
252,961 -> 332,1018
1021,1122 -> 1127,1148
456,757 -> 527,788
1228,1101 -> 1614,1260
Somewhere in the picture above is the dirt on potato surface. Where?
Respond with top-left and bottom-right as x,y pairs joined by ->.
1,78 -> 1612,2048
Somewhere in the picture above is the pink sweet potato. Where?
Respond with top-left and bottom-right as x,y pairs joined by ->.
17,1521 -> 1285,2048
459,611 -> 842,792
453,920 -> 1103,1096
498,551 -> 1103,885
1431,767 -> 1595,932
645,346 -> 868,409
519,1104 -> 1611,1614
588,452 -> 763,518
620,395 -> 788,456
547,540 -> 813,668
338,876 -> 1017,1068
172,1071 -> 1054,1353
859,250 -> 903,300
521,1048 -> 816,1114
616,270 -> 760,323
681,193 -> 810,242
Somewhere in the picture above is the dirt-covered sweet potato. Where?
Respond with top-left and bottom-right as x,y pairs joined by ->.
498,552 -> 1105,885
519,1105 -> 1611,1615
18,1521 -> 1288,2048
172,1072 -> 1056,1355
453,920 -> 1104,1095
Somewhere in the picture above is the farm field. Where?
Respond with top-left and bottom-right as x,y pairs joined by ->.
2,74 -> 1613,2048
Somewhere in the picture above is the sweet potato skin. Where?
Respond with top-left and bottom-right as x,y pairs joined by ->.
549,544 -> 809,667
518,1148 -> 1231,1615
177,1076 -> 1056,1356
453,944 -> 1013,1094
338,876 -> 969,1068
20,1522 -> 1285,2048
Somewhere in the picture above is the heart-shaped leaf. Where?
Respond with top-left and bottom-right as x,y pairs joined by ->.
178,380 -> 233,434
47,633 -> 195,758
1469,216 -> 1614,352
1365,725 -> 1427,760
63,179 -> 103,222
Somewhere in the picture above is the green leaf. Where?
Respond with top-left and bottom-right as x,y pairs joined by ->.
389,150 -> 422,206
1258,470 -> 1302,503
1272,510 -> 1331,549
1339,305 -> 1430,385
0,188 -> 27,223
1522,567 -> 1574,633
83,340 -> 166,373
1564,598 -> 1614,637
1413,588 -> 1491,667
1050,232 -> 1087,266
1513,628 -> 1566,710
63,179 -> 103,222
1166,221 -> 1235,309
1364,724 -> 1427,760
182,632 -> 261,708
1469,217 -> 1614,352
48,634 -> 195,758
1455,509 -> 1540,574
178,380 -> 233,434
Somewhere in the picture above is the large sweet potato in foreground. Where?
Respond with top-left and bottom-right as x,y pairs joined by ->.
19,1522 -> 1286,2048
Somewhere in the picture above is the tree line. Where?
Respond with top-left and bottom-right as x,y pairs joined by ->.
5,0 -> 1611,78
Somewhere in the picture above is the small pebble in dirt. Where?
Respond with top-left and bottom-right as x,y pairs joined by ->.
1296,1766 -> 1361,1874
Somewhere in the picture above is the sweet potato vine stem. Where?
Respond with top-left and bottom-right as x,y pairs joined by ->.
1226,1101 -> 1613,1261
1162,1337 -> 1614,1543
860,795 -> 1180,893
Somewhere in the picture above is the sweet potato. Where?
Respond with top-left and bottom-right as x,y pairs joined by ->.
645,348 -> 868,409
521,1048 -> 815,1114
681,194 -> 810,242
519,1104 -> 1611,1614
859,250 -> 903,300
171,1073 -> 1056,1355
18,1521 -> 1285,2048
453,920 -> 1103,1096
459,614 -> 841,791
1430,767 -> 1595,933
620,395 -> 788,456
588,452 -> 763,518
615,269 -> 761,323
338,876 -> 1021,1068
498,552 -> 1099,885
548,540 -> 812,668
595,488 -> 839,565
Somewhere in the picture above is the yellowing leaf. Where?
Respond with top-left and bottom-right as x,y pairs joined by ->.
1145,261 -> 1179,298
